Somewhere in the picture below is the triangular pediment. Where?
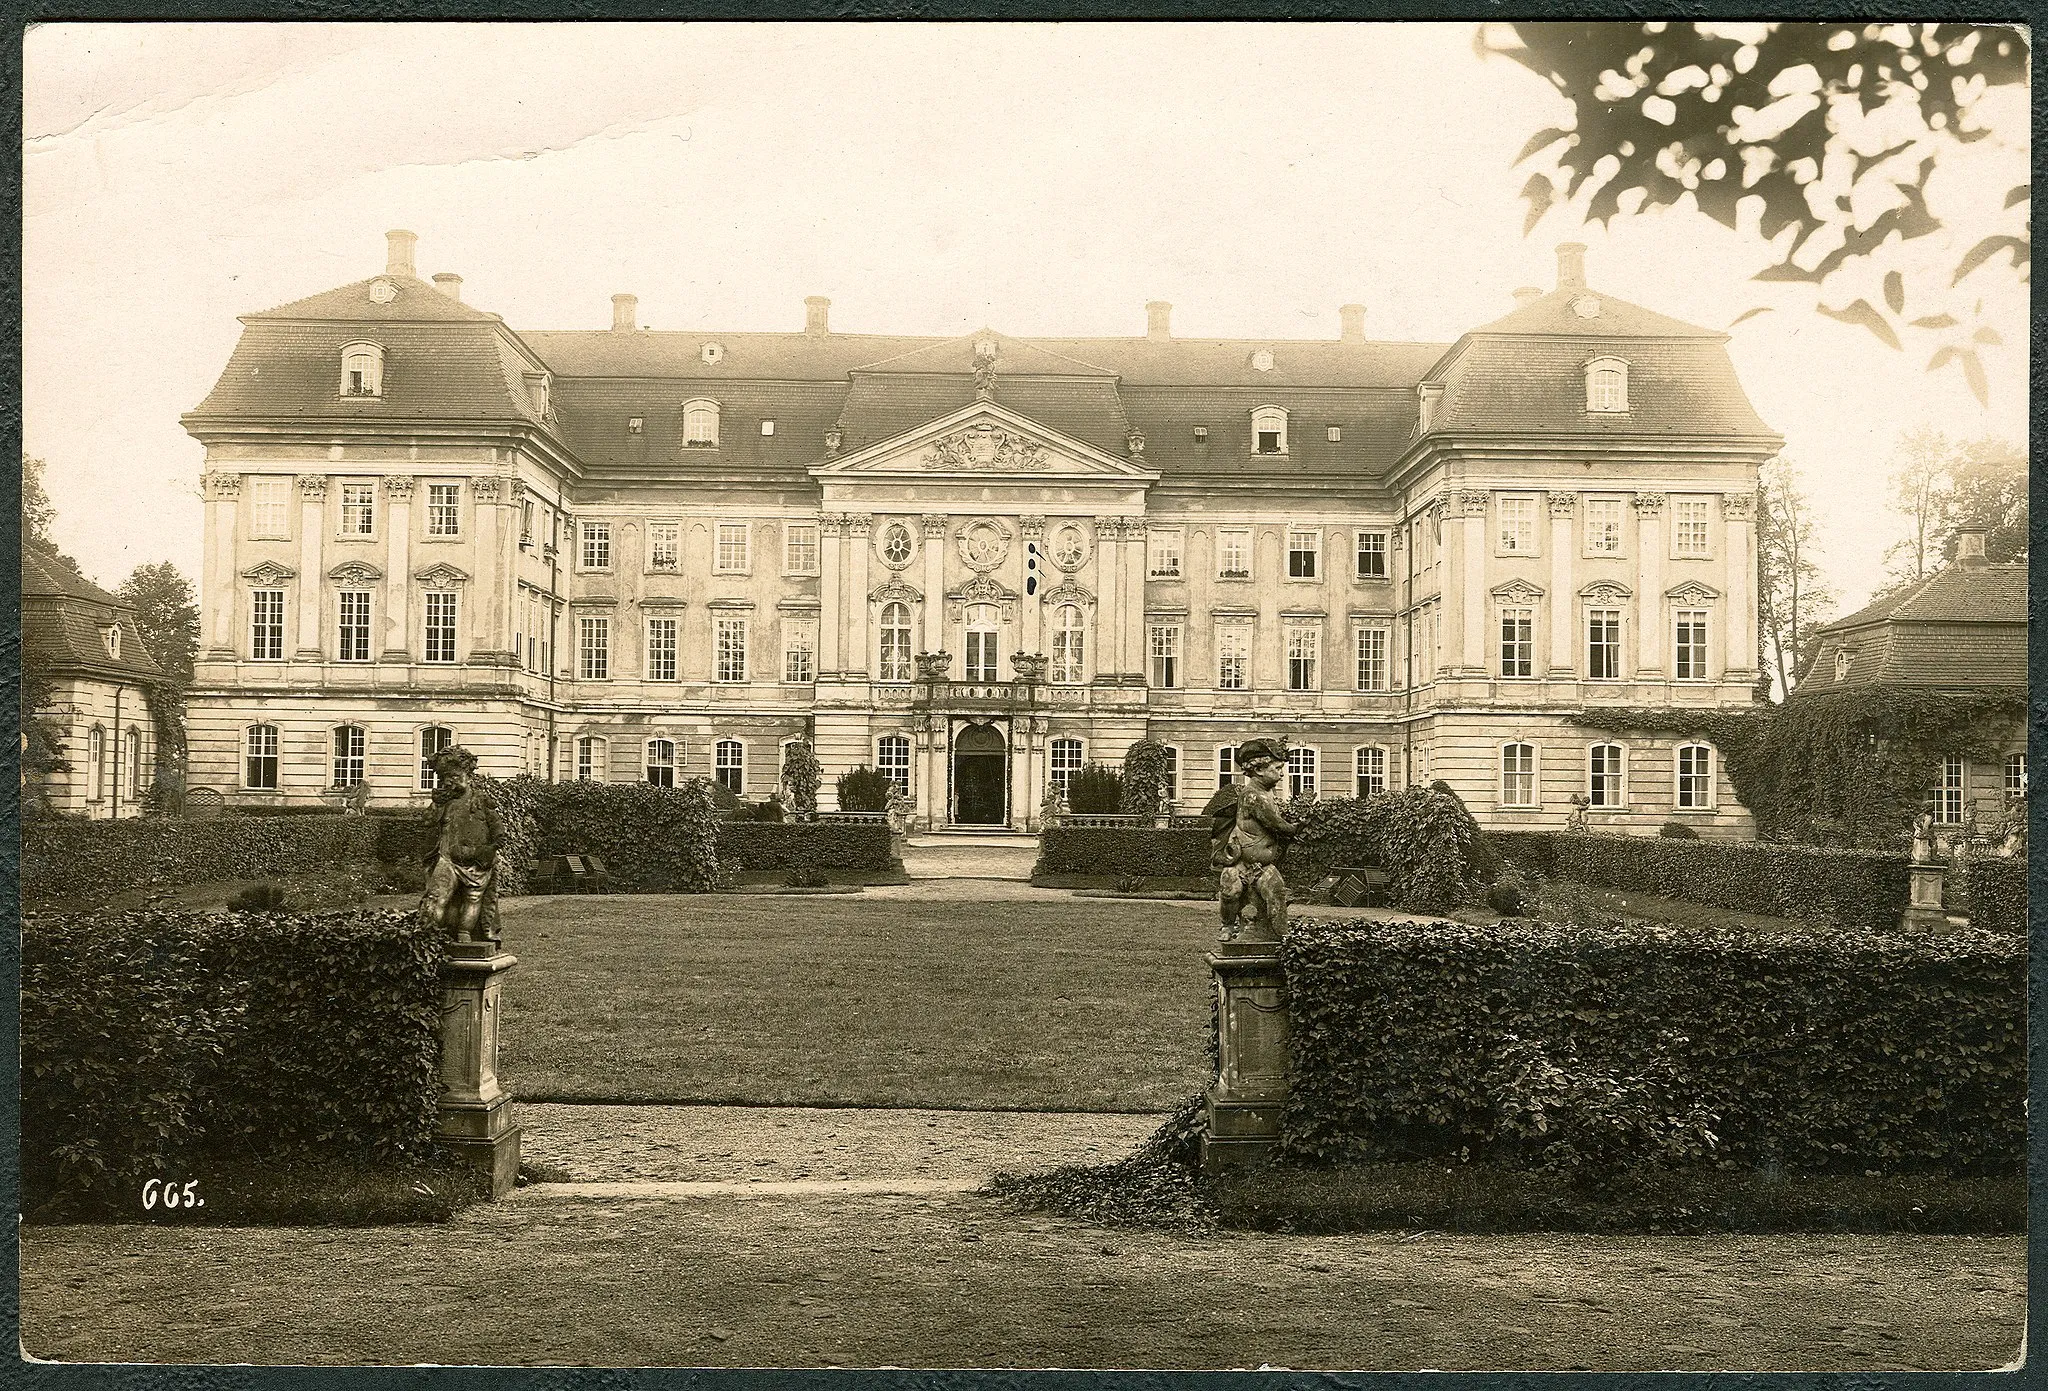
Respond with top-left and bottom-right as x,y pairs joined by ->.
810,400 -> 1159,482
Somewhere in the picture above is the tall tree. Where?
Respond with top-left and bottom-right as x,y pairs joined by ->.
118,562 -> 201,788
1881,429 -> 2027,587
1755,458 -> 1834,698
22,452 -> 56,547
1885,427 -> 1954,585
1492,22 -> 2029,404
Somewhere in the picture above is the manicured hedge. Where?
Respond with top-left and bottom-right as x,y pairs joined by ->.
716,821 -> 895,873
22,815 -> 384,901
1283,916 -> 2024,1177
1034,826 -> 1213,880
1492,831 -> 1911,930
1965,858 -> 2027,936
22,909 -> 444,1212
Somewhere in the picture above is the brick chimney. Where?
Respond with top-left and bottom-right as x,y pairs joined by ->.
612,294 -> 638,332
1556,242 -> 1587,289
805,296 -> 831,336
1146,301 -> 1172,340
1338,303 -> 1366,344
432,273 -> 463,302
1513,285 -> 1543,305
385,229 -> 418,278
1957,526 -> 1990,565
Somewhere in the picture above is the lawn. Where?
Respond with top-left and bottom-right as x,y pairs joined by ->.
497,894 -> 1217,1111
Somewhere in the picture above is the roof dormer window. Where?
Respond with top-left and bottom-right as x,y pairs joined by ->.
1251,405 -> 1288,456
340,342 -> 384,397
1585,357 -> 1629,413
526,372 -> 551,416
683,399 -> 720,448
103,625 -> 120,659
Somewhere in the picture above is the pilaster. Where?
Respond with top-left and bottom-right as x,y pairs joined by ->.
381,475 -> 415,661
1094,517 -> 1123,682
1547,490 -> 1576,675
921,515 -> 948,652
1121,519 -> 1147,681
1634,492 -> 1667,677
1721,491 -> 1757,681
819,514 -> 845,676
1458,489 -> 1488,674
294,475 -> 328,660
203,471 -> 241,657
846,515 -> 873,679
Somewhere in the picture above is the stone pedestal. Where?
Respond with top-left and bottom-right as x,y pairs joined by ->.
1201,940 -> 1289,1172
438,945 -> 521,1197
1900,862 -> 1949,932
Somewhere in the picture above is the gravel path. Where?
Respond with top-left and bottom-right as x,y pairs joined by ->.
518,1103 -> 1164,1183
22,1200 -> 2024,1370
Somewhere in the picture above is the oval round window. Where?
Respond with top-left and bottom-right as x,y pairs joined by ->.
881,523 -> 913,566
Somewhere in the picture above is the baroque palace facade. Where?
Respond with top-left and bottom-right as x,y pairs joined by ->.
184,231 -> 1778,834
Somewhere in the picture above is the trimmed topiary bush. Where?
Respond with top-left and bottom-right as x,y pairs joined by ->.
835,765 -> 894,813
1659,820 -> 1701,839
1283,915 -> 2023,1178
1035,826 -> 1213,880
1119,740 -> 1174,822
1066,762 -> 1125,815
781,739 -> 822,818
716,820 -> 895,873
1966,857 -> 2026,936
23,814 -> 383,902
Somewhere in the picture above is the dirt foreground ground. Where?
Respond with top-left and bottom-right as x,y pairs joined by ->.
20,1104 -> 2027,1372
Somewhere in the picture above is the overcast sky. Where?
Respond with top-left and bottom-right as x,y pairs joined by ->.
23,21 -> 2030,610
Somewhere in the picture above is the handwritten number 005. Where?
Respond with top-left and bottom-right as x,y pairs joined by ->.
142,1180 -> 204,1210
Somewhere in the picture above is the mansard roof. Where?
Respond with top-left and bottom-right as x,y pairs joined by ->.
1800,558 -> 2026,692
22,542 -> 166,684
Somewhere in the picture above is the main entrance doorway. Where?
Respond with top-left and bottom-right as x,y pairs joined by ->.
951,722 -> 1009,825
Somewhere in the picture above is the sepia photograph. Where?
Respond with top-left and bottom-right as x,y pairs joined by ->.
16,18 -> 2032,1372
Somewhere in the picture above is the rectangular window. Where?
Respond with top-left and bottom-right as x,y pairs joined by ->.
1500,608 -> 1534,678
1287,527 -> 1320,579
338,591 -> 371,662
2005,752 -> 2027,798
1160,747 -> 1180,805
716,616 -> 748,682
783,618 -> 817,684
1501,744 -> 1536,807
646,739 -> 676,789
331,726 -> 366,788
760,418 -> 777,436
646,617 -> 678,681
785,522 -> 819,575
1589,744 -> 1625,807
418,726 -> 454,791
245,725 -> 279,790
1935,753 -> 1966,824
1498,495 -> 1536,553
1287,746 -> 1319,800
1049,737 -> 1083,795
1673,496 -> 1712,557
578,616 -> 610,680
1148,624 -> 1181,689
1585,497 -> 1624,555
576,736 -> 605,782
423,592 -> 457,663
879,735 -> 912,794
715,521 -> 750,574
1217,528 -> 1252,580
715,740 -> 745,794
1215,746 -> 1235,787
340,482 -> 375,535
1355,746 -> 1387,797
250,589 -> 285,660
250,477 -> 290,539
1354,530 -> 1387,579
648,522 -> 680,571
1285,625 -> 1319,691
1587,609 -> 1622,680
1147,529 -> 1183,579
1326,425 -> 1343,444
1674,610 -> 1709,680
1677,744 -> 1714,809
580,521 -> 612,570
1355,626 -> 1389,691
1216,623 -> 1251,691
426,483 -> 460,537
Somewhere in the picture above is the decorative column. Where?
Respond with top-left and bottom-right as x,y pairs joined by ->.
1094,518 -> 1123,681
438,940 -> 522,1198
295,476 -> 328,659
1721,491 -> 1757,682
1121,519 -> 1147,683
845,515 -> 873,678
381,475 -> 415,660
1203,929 -> 1289,1172
921,515 -> 949,652
202,472 -> 242,657
1633,492 -> 1667,678
1547,490 -> 1577,675
818,514 -> 845,677
1459,489 -> 1489,673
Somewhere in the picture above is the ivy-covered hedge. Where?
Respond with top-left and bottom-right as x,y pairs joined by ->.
1034,826 -> 1214,880
1965,858 -> 2027,936
22,815 -> 384,901
22,909 -> 443,1212
1283,916 -> 2024,1177
716,821 -> 895,873
1491,831 -> 1911,930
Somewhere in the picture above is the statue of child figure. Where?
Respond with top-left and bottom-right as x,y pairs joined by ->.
420,745 -> 505,947
1212,736 -> 1300,943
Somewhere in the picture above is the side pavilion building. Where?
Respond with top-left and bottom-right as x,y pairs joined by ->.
182,232 -> 1779,834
